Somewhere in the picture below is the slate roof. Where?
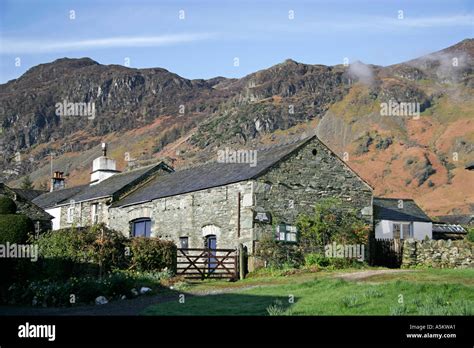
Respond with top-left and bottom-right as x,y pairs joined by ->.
32,185 -> 88,209
11,188 -> 46,201
434,214 -> 474,226
32,162 -> 170,208
432,223 -> 466,234
114,137 -> 314,207
0,183 -> 52,221
373,197 -> 432,223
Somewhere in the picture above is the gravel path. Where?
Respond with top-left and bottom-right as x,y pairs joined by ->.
333,269 -> 412,281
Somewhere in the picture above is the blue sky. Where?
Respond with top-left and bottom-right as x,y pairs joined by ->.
0,0 -> 472,83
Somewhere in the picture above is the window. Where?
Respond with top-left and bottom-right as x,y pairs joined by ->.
393,223 -> 412,239
132,218 -> 151,237
179,237 -> 189,249
392,223 -> 401,239
91,203 -> 99,224
402,223 -> 412,239
276,224 -> 297,243
67,207 -> 74,223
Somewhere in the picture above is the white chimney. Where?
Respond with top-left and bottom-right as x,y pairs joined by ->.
90,143 -> 120,185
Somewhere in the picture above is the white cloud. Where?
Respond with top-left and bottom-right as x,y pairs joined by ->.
0,33 -> 216,54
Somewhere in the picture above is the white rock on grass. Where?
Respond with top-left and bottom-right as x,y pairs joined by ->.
131,288 -> 139,296
95,296 -> 108,305
120,295 -> 127,300
139,287 -> 152,295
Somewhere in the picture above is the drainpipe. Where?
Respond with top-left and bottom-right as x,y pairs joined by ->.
237,192 -> 241,238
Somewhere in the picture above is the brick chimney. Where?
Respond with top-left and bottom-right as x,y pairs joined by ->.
90,143 -> 121,185
50,171 -> 65,192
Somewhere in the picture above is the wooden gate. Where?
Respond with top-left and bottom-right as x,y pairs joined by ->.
176,248 -> 238,280
370,238 -> 403,268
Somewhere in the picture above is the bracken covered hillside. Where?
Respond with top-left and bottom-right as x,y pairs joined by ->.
0,39 -> 473,216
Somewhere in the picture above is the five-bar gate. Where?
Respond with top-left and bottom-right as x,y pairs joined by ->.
176,248 -> 238,280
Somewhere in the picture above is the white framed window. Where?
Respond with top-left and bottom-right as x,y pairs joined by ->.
67,207 -> 75,223
393,222 -> 412,239
402,223 -> 412,239
91,203 -> 99,224
276,224 -> 297,243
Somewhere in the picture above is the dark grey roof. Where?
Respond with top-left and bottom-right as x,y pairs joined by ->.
114,137 -> 314,207
0,183 -> 53,220
432,223 -> 466,234
32,185 -> 88,209
434,214 -> 474,226
11,188 -> 46,201
373,198 -> 432,223
69,164 -> 160,202
32,162 -> 170,207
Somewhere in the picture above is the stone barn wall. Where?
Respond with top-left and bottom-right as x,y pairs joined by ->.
253,137 -> 373,241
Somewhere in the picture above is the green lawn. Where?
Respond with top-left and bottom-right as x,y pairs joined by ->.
143,268 -> 474,316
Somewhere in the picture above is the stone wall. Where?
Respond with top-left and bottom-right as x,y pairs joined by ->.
402,238 -> 474,268
59,198 -> 110,228
109,181 -> 255,251
254,137 -> 373,241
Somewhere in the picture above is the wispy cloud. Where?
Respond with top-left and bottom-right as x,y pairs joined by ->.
0,33 -> 216,54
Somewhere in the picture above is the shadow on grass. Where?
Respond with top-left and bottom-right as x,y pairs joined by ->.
143,292 -> 298,316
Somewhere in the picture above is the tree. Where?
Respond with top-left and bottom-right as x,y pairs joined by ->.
20,176 -> 34,190
296,198 -> 369,253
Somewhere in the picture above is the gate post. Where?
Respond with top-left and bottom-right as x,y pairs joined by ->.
238,243 -> 246,280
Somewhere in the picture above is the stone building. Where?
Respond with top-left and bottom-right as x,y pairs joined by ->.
32,136 -> 374,256
0,183 -> 52,233
32,143 -> 173,230
108,135 -> 373,253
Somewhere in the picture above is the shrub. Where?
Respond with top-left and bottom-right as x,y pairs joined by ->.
0,196 -> 17,214
304,253 -> 331,267
129,237 -> 177,273
33,224 -> 129,279
466,228 -> 474,243
0,214 -> 34,244
304,253 -> 366,269
296,198 -> 369,252
255,236 -> 304,269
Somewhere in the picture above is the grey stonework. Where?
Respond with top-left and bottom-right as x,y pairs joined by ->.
109,181 -> 255,251
253,137 -> 373,242
402,238 -> 473,268
59,198 -> 110,228
109,137 -> 373,254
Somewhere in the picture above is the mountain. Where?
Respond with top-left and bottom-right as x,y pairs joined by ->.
1,39 -> 473,216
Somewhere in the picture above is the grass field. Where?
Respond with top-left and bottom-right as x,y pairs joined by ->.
143,268 -> 474,316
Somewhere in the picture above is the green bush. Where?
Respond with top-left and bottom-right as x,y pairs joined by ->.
129,237 -> 177,273
304,252 -> 366,269
0,196 -> 17,214
255,236 -> 304,269
0,214 -> 34,243
33,224 -> 129,279
304,253 -> 331,267
466,228 -> 474,243
296,198 -> 369,252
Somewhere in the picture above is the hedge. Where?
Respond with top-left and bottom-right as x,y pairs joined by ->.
129,237 -> 177,273
0,196 -> 17,214
0,214 -> 34,244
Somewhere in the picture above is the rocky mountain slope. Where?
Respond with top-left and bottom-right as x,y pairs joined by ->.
0,39 -> 473,216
